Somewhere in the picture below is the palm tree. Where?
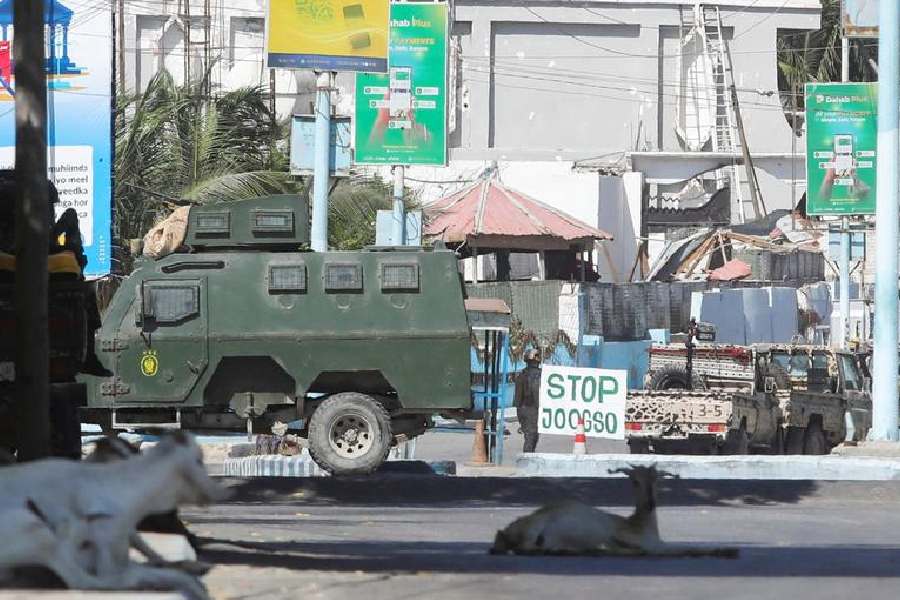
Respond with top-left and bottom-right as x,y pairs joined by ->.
777,0 -> 878,128
114,69 -> 297,240
327,177 -> 419,250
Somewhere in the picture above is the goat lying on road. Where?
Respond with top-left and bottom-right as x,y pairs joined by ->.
0,431 -> 228,599
490,466 -> 737,558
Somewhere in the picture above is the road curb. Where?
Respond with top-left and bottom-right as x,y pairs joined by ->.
223,452 -> 457,477
516,453 -> 900,480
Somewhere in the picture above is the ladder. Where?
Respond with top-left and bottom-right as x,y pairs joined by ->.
698,4 -> 765,223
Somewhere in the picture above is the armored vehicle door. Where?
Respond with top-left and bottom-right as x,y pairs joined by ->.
114,278 -> 209,402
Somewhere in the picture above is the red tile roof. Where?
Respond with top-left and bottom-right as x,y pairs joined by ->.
424,176 -> 612,248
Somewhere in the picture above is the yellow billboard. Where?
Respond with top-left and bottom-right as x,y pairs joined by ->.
266,0 -> 389,72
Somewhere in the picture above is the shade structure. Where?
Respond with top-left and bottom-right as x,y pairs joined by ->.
424,174 -> 612,251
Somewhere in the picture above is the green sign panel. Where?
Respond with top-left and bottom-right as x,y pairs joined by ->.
805,82 -> 877,216
355,2 -> 448,166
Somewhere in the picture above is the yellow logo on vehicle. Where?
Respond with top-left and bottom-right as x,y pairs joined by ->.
140,350 -> 159,377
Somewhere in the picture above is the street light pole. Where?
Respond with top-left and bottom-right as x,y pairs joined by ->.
392,165 -> 405,245
839,36 -> 851,348
871,0 -> 899,441
14,0 -> 50,460
310,71 -> 333,253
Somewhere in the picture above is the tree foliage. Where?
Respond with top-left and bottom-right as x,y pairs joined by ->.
327,177 -> 419,250
777,0 -> 878,128
114,69 -> 297,240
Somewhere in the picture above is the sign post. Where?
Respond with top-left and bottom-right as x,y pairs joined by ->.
266,0 -> 389,251
537,366 -> 627,441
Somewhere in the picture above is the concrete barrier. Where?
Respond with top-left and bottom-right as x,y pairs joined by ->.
223,449 -> 456,477
516,453 -> 900,480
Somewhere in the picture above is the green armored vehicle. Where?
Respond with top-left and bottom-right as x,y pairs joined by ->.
82,195 -> 472,474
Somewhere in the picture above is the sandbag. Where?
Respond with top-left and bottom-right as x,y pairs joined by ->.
143,206 -> 190,259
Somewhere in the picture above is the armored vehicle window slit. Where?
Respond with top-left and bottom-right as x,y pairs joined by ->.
194,211 -> 230,237
142,286 -> 199,323
381,262 -> 419,292
252,209 -> 294,236
324,263 -> 363,292
269,264 -> 306,294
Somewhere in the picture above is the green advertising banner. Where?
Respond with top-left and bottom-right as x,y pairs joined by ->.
805,82 -> 877,216
355,2 -> 448,166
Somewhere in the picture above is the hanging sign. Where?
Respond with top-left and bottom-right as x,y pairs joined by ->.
266,0 -> 390,72
805,82 -> 877,216
354,2 -> 448,165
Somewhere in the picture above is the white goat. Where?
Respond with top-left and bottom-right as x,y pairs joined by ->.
0,431 -> 228,598
490,466 -> 737,557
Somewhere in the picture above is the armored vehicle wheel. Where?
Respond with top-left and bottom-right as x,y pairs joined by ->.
308,392 -> 392,475
803,420 -> 827,455
784,427 -> 806,455
648,366 -> 706,391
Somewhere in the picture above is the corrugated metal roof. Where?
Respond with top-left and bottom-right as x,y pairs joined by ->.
424,174 -> 612,247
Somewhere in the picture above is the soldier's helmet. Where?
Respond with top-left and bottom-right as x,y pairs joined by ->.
524,348 -> 541,364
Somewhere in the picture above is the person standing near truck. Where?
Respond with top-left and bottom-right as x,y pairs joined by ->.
514,348 -> 542,453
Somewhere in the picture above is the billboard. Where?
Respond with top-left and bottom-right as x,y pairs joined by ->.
805,82 -> 877,216
355,2 -> 448,166
0,0 -> 112,276
842,0 -> 878,38
266,0 -> 389,72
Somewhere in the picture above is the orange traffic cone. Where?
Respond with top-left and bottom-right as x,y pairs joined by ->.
469,419 -> 488,465
573,416 -> 587,456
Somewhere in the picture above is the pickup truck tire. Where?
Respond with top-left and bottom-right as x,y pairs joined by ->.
784,427 -> 806,455
720,423 -> 749,454
648,366 -> 706,391
803,420 -> 827,455
308,392 -> 392,476
627,439 -> 650,454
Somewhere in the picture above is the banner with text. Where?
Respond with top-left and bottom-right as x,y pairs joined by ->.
266,0 -> 389,72
805,82 -> 877,216
538,366 -> 627,440
355,2 -> 448,165
0,1 -> 112,276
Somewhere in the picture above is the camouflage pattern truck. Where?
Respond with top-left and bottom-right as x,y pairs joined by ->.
625,344 -> 872,454
81,195 -> 472,474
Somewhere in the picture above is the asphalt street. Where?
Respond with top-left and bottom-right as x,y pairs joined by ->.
188,475 -> 900,600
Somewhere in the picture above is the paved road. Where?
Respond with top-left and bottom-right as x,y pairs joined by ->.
188,476 -> 900,600
414,426 -> 627,466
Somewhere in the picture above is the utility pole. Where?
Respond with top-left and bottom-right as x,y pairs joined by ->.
871,0 -> 899,441
838,36 -> 851,348
117,0 -> 125,93
392,165 -> 405,245
14,0 -> 50,460
310,71 -> 333,252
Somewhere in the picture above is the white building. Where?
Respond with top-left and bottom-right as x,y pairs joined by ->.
121,0 -> 821,281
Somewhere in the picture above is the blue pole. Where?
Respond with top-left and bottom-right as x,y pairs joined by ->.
871,0 -> 899,441
310,71 -> 333,253
392,165 -> 405,245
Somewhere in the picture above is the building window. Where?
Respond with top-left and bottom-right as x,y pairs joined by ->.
324,263 -> 363,291
143,285 -> 199,323
381,262 -> 419,291
269,264 -> 306,293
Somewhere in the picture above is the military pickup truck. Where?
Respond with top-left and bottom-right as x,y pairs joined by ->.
80,195 -> 473,475
625,343 -> 872,454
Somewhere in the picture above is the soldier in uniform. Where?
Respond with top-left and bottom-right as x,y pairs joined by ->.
514,348 -> 542,453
